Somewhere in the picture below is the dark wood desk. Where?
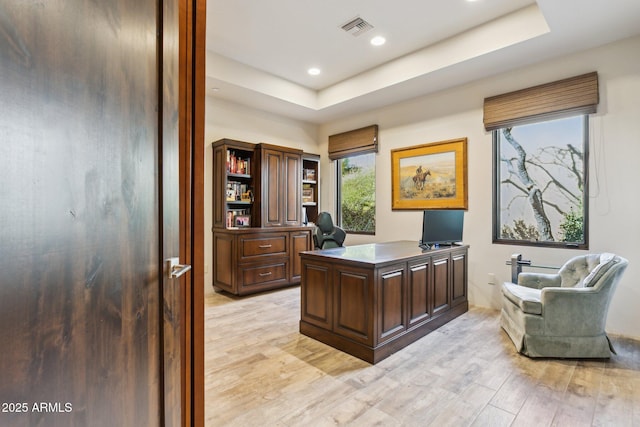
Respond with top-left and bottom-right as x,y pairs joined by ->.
299,241 -> 468,363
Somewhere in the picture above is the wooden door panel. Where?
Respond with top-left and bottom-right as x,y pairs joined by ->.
290,230 -> 311,282
451,251 -> 468,306
408,260 -> 431,327
432,257 -> 451,316
283,152 -> 302,225
0,1 -> 162,426
264,149 -> 283,226
334,267 -> 373,345
301,262 -> 332,329
378,264 -> 406,342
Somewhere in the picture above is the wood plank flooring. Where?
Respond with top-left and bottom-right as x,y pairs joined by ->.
205,285 -> 640,426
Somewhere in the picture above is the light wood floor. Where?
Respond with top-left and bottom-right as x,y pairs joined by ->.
205,285 -> 640,426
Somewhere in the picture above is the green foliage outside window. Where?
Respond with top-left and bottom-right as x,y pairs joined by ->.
339,154 -> 375,233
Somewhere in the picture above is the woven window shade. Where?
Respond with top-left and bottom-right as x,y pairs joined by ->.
328,125 -> 378,160
483,72 -> 599,131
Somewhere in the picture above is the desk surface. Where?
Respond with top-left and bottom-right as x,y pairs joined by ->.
301,240 -> 467,266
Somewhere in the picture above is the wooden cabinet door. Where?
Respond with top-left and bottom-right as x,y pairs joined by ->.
283,151 -> 302,226
261,148 -> 284,226
377,263 -> 407,344
408,258 -> 432,327
432,254 -> 451,316
290,230 -> 311,282
300,260 -> 333,330
333,266 -> 374,345
451,250 -> 468,307
213,232 -> 236,293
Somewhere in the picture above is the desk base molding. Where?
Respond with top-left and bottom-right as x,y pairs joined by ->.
300,302 -> 468,364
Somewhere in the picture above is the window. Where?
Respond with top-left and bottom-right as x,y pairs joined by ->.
493,115 -> 588,248
337,153 -> 375,234
484,72 -> 598,249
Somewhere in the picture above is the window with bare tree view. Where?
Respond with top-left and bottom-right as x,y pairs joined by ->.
493,115 -> 588,248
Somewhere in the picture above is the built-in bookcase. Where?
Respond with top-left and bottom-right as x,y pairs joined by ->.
302,153 -> 320,225
212,139 -> 255,228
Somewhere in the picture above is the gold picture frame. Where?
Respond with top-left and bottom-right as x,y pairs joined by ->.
391,138 -> 468,210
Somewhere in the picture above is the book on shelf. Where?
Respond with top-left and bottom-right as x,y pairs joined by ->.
226,181 -> 251,202
303,168 -> 316,181
302,185 -> 314,203
226,149 -> 250,175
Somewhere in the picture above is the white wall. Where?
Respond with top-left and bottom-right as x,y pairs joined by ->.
205,35 -> 640,339
318,35 -> 640,339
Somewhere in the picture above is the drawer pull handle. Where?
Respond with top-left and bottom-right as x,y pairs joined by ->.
258,244 -> 273,248
259,272 -> 273,277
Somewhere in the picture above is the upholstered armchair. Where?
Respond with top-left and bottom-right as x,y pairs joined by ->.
501,253 -> 628,358
313,212 -> 346,249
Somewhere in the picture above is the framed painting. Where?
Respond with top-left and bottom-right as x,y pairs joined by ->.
391,138 -> 468,210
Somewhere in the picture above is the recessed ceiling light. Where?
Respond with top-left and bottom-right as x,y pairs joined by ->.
370,36 -> 386,46
307,67 -> 321,76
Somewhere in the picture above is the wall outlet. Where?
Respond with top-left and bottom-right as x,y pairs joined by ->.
205,264 -> 209,274
488,273 -> 496,285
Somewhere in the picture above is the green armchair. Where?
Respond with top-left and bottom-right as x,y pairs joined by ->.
501,253 -> 628,358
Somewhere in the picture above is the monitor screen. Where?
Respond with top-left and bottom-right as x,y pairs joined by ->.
420,210 -> 464,248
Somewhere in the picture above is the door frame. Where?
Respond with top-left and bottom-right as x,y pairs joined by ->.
176,0 -> 205,425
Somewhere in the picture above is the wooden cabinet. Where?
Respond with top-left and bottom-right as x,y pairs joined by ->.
302,153 -> 320,224
300,241 -> 468,363
254,144 -> 302,227
213,228 -> 312,295
212,139 -> 316,295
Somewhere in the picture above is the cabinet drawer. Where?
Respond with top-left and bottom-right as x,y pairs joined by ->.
239,234 -> 287,260
240,262 -> 287,287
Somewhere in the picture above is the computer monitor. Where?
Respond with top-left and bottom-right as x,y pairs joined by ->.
420,210 -> 464,249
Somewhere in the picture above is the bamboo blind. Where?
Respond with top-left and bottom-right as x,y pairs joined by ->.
328,125 -> 378,160
483,72 -> 599,131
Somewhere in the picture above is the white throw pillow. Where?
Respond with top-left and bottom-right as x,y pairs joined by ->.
582,253 -> 616,287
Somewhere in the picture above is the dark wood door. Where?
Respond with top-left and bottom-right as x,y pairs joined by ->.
0,0 -> 201,425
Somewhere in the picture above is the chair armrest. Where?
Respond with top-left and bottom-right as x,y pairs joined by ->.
518,272 -> 561,289
540,287 -> 608,336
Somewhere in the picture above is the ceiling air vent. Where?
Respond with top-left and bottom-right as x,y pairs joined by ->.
341,17 -> 374,37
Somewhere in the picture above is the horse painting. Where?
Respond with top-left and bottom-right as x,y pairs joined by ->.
413,168 -> 431,190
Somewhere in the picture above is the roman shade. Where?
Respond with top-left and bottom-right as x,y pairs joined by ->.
328,125 -> 378,160
483,72 -> 599,131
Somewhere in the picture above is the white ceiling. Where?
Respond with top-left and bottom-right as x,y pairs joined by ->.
206,0 -> 640,124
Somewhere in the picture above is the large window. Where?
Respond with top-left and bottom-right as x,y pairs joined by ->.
337,152 -> 375,234
493,115 -> 588,248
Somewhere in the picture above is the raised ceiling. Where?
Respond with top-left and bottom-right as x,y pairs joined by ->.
206,0 -> 640,124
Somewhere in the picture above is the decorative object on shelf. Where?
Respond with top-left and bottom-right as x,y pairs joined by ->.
234,215 -> 251,227
302,185 -> 314,204
391,138 -> 468,210
241,189 -> 253,203
303,168 -> 316,181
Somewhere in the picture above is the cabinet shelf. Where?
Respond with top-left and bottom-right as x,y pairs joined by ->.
228,173 -> 251,180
